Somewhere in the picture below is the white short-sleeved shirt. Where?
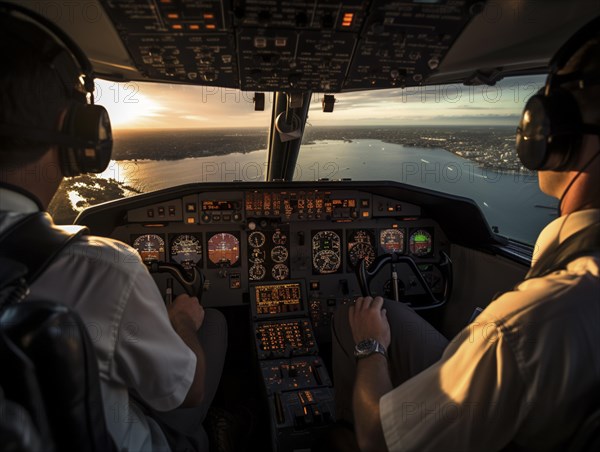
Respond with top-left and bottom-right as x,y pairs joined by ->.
380,209 -> 600,451
0,187 -> 196,452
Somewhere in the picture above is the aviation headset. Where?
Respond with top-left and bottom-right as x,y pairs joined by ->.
516,16 -> 600,171
0,1 -> 112,177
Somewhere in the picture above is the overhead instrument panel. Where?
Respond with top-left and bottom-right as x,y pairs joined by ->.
132,234 -> 165,263
207,232 -> 241,267
98,0 -> 483,91
312,230 -> 343,275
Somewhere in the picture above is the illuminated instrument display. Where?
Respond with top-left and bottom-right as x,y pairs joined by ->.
271,263 -> 290,280
202,200 -> 235,211
170,234 -> 202,269
312,230 -> 342,274
254,282 -> 303,316
249,264 -> 267,280
248,231 -> 266,248
272,229 -> 287,245
271,246 -> 288,263
347,229 -> 376,270
133,234 -> 165,263
409,229 -> 433,257
207,232 -> 240,266
380,228 -> 405,254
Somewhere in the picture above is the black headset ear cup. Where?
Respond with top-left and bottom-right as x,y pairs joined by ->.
59,102 -> 113,177
516,88 -> 582,171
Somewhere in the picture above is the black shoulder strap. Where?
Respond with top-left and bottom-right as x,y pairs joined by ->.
526,222 -> 600,280
0,212 -> 88,285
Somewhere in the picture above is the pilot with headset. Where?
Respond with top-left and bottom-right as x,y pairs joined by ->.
0,4 -> 226,452
333,18 -> 600,452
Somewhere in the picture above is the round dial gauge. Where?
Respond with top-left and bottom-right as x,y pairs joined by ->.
409,229 -> 433,257
249,264 -> 266,281
248,231 -> 266,248
272,229 -> 287,245
312,230 -> 341,274
170,234 -> 202,269
348,242 -> 376,269
271,245 -> 288,263
249,248 -> 266,264
380,228 -> 405,254
272,263 -> 289,281
347,230 -> 376,269
133,234 -> 165,263
207,233 -> 240,265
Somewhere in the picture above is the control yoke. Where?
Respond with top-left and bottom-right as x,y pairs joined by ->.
356,251 -> 453,309
148,262 -> 205,303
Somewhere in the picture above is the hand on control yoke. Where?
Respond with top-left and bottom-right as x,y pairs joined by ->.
168,293 -> 205,332
348,296 -> 391,348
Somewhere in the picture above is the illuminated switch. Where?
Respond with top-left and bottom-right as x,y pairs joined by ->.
275,38 -> 287,47
157,207 -> 165,216
168,205 -> 176,216
187,217 -> 195,224
254,37 -> 267,48
186,203 -> 196,212
147,209 -> 154,218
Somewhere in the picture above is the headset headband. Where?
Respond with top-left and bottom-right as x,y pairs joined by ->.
0,1 -> 95,100
550,16 -> 600,73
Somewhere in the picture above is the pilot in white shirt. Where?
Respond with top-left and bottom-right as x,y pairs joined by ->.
0,186 -> 228,452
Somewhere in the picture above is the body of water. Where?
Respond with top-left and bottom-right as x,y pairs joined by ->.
97,139 -> 556,244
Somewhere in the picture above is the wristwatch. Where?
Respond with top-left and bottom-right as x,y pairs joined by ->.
354,338 -> 387,360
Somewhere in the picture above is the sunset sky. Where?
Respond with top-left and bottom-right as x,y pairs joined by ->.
95,74 -> 546,130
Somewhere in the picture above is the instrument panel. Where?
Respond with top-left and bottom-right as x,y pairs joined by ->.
110,187 -> 450,335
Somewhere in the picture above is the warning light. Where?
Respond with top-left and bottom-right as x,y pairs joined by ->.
172,24 -> 183,30
160,0 -> 172,3
206,24 -> 216,29
187,217 -> 195,224
203,13 -> 215,19
362,211 -> 370,218
167,13 -> 179,19
342,12 -> 354,27
189,24 -> 200,30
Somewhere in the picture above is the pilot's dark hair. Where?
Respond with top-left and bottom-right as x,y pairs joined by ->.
0,26 -> 70,169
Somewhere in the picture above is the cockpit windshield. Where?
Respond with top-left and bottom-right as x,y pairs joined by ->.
49,74 -> 555,245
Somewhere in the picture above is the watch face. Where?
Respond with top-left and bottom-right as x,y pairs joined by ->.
355,339 -> 377,355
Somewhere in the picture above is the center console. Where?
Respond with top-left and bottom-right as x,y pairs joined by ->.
250,281 -> 336,451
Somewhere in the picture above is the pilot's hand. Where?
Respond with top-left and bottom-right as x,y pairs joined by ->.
349,296 -> 391,348
168,294 -> 205,331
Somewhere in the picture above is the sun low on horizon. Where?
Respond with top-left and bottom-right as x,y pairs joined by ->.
94,74 -> 545,130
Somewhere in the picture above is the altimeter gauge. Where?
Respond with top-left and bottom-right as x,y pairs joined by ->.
170,234 -> 202,270
347,229 -> 376,270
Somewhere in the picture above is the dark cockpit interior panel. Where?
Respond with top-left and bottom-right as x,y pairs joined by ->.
98,0 -> 480,92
